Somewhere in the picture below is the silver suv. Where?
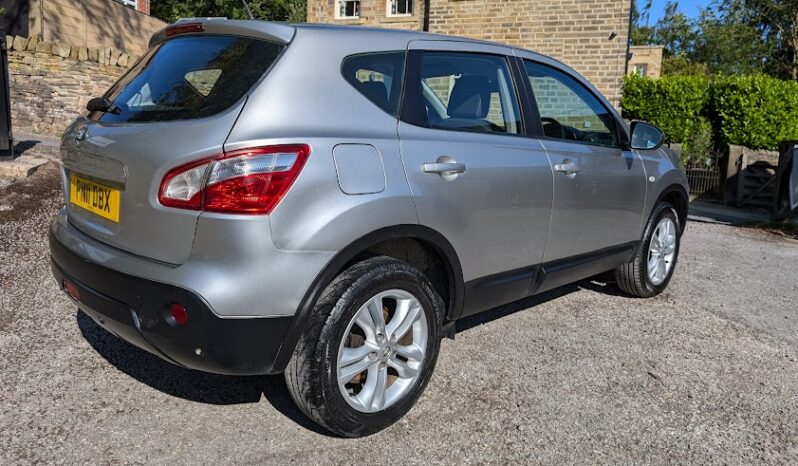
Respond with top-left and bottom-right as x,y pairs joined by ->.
50,20 -> 688,437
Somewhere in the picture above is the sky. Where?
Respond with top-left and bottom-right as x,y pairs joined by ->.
642,0 -> 714,24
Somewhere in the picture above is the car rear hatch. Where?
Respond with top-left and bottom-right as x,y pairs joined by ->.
61,20 -> 293,265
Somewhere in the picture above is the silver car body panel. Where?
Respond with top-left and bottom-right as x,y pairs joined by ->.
54,21 -> 688,322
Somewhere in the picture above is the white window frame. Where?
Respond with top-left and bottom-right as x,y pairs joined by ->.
335,0 -> 361,19
387,0 -> 413,17
633,64 -> 648,77
118,0 -> 137,8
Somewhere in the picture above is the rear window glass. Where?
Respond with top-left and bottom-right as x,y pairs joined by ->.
94,35 -> 283,123
341,52 -> 406,116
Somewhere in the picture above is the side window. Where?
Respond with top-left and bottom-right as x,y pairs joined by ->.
404,52 -> 521,135
524,61 -> 620,148
342,52 -> 406,116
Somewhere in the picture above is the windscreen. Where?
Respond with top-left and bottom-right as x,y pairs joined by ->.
93,35 -> 283,123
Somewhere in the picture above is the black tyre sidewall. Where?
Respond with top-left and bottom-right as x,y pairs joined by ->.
317,263 -> 443,437
638,203 -> 681,295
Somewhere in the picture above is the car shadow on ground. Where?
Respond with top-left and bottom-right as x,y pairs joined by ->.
75,311 -> 333,436
75,271 -> 623,435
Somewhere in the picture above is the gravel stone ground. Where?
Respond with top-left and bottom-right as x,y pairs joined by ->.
1,163 -> 797,465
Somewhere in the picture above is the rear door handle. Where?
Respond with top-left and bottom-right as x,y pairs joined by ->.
553,160 -> 580,175
423,162 -> 466,175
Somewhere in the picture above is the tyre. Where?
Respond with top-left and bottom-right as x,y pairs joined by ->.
615,202 -> 681,297
284,256 -> 444,437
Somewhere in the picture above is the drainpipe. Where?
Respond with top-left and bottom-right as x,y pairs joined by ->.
423,0 -> 430,32
624,0 -> 633,76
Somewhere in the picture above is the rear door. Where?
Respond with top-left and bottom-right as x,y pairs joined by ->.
61,34 -> 284,264
519,59 -> 647,263
398,41 -> 553,316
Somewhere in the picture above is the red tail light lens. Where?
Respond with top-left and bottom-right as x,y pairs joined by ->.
158,144 -> 310,215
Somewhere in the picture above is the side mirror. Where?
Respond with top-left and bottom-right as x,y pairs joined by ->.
86,97 -> 119,114
630,121 -> 665,151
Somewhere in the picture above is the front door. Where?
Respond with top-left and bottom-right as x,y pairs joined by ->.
398,41 -> 553,316
520,59 -> 647,263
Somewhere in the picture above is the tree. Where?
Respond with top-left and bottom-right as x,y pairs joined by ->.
152,0 -> 307,24
719,0 -> 798,80
631,0 -> 655,45
652,2 -> 697,57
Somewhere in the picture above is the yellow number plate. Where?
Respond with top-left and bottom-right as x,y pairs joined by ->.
69,174 -> 121,222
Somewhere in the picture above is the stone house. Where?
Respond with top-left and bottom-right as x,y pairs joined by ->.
0,0 -> 164,56
308,0 -> 633,105
628,45 -> 664,78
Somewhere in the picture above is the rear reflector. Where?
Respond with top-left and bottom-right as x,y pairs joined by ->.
170,303 -> 189,326
165,23 -> 205,37
63,279 -> 80,302
158,144 -> 310,215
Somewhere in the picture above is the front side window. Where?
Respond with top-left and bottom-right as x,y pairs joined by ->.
633,64 -> 648,77
342,52 -> 405,116
404,52 -> 521,135
524,61 -> 620,148
337,0 -> 360,18
94,35 -> 282,123
388,0 -> 413,16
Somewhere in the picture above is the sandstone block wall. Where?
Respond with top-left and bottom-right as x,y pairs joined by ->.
28,0 -> 165,57
6,35 -> 132,136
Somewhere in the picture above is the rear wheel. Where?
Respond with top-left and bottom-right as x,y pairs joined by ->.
285,256 -> 443,437
615,202 -> 681,297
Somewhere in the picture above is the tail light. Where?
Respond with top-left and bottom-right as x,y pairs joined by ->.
158,144 -> 310,215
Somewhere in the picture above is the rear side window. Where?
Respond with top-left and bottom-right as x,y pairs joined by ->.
342,52 -> 406,116
94,35 -> 283,123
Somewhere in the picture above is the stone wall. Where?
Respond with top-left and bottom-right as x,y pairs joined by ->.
6,35 -> 132,136
628,45 -> 663,78
28,0 -> 166,57
306,0 -> 632,106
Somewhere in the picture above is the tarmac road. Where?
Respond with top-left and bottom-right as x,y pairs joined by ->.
1,163 -> 797,464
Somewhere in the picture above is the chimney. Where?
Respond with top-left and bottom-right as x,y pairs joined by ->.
136,0 -> 150,16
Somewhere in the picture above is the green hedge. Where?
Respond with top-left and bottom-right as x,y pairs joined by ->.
711,75 -> 798,150
622,73 -> 798,151
621,74 -> 709,144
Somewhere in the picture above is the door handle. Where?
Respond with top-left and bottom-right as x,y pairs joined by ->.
423,162 -> 466,175
553,160 -> 580,175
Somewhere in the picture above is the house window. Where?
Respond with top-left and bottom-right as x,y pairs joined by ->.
633,64 -> 648,77
388,0 -> 413,16
117,0 -> 137,8
336,1 -> 360,19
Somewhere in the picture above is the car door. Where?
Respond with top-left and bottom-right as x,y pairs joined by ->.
398,41 -> 553,317
519,58 -> 647,265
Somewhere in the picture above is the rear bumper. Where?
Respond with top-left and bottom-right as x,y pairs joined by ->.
50,229 -> 292,375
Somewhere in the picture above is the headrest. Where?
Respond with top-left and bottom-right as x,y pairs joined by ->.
448,76 -> 492,119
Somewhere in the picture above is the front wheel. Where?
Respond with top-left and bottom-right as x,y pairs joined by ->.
284,256 -> 444,437
615,202 -> 681,297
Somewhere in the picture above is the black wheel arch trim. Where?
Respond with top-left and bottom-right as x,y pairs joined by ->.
271,224 -> 464,372
654,183 -> 689,234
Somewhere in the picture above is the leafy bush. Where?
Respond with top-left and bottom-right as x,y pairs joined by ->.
682,116 -> 713,163
621,74 -> 709,144
710,75 -> 798,150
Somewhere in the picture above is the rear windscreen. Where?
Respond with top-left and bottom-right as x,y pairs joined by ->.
93,35 -> 283,123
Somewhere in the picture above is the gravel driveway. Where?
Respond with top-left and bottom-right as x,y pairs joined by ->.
1,163 -> 797,465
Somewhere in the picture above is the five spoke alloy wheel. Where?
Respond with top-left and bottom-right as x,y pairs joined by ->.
647,217 -> 677,286
337,289 -> 428,413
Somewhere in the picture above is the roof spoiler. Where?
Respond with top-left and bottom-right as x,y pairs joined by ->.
149,19 -> 296,50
